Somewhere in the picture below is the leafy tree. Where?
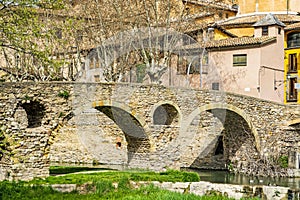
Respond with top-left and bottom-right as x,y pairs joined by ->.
0,0 -> 64,81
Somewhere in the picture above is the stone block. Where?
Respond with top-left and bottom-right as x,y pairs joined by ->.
51,184 -> 77,193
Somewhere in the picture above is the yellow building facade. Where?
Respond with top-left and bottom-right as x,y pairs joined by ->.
284,23 -> 300,104
237,0 -> 300,14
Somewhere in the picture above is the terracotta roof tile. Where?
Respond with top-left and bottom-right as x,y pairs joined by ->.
218,14 -> 300,27
285,22 -> 300,31
206,36 -> 277,49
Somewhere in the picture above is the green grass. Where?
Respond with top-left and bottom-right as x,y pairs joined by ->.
30,169 -> 200,185
0,168 -> 260,199
0,180 -> 253,200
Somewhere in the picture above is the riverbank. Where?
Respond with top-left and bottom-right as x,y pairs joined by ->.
2,166 -> 297,199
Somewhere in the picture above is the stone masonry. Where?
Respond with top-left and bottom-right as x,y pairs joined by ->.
0,82 -> 299,180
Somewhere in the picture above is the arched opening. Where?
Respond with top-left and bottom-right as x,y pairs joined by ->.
184,108 -> 258,171
153,104 -> 179,125
95,106 -> 150,163
290,122 -> 300,130
214,136 -> 224,155
18,101 -> 46,128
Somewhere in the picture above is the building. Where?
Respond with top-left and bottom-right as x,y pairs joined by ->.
203,14 -> 285,102
284,22 -> 300,104
208,0 -> 300,104
236,0 -> 300,15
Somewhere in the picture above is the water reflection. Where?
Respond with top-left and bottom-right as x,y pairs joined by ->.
186,168 -> 300,189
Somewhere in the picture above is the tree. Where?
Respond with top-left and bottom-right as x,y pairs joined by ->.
0,0 -> 236,83
0,0 -> 64,81
74,0 -> 215,84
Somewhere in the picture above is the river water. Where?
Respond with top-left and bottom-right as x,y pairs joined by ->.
51,163 -> 300,189
188,169 -> 300,189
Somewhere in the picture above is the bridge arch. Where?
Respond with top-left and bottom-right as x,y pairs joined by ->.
151,101 -> 182,126
71,100 -> 152,165
286,118 -> 300,127
92,100 -> 147,127
185,103 -> 260,151
179,103 -> 261,169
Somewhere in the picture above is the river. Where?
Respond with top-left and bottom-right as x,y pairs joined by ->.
187,168 -> 300,189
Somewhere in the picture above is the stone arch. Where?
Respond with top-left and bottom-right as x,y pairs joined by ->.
151,101 -> 181,126
179,103 -> 260,169
15,101 -> 46,128
92,100 -> 146,127
184,103 -> 260,151
91,100 -> 151,163
286,119 -> 300,127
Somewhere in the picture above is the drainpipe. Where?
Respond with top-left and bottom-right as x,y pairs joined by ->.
255,0 -> 259,12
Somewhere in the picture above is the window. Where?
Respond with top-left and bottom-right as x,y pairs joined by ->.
233,54 -> 247,66
288,53 -> 298,72
212,82 -> 220,90
202,50 -> 209,66
287,77 -> 298,102
287,32 -> 300,48
94,75 -> 100,82
262,26 -> 268,36
177,57 -> 188,74
278,27 -> 281,35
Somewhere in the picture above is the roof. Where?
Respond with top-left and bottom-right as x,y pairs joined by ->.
253,13 -> 285,27
217,14 -> 300,27
285,22 -> 300,31
182,0 -> 238,12
213,25 -> 238,37
206,36 -> 277,50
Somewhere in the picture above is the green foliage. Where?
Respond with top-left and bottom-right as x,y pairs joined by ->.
227,162 -> 234,172
0,0 -> 65,81
278,155 -> 288,168
0,181 -> 247,200
23,95 -> 32,101
0,129 -> 12,160
159,169 -> 200,182
117,176 -> 130,190
0,181 -> 61,200
95,180 -> 114,195
58,90 -> 70,99
30,169 -> 200,185
136,63 -> 147,83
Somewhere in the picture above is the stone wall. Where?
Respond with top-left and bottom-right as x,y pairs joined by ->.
0,82 -> 299,180
0,82 -> 72,180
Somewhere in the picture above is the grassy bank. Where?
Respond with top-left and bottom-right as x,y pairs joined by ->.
31,168 -> 200,184
0,167 -> 259,199
0,181 -> 257,200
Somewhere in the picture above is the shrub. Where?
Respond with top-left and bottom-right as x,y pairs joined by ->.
58,90 -> 70,99
278,155 -> 288,168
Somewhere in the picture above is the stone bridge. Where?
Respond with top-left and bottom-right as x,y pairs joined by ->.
0,82 -> 299,180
